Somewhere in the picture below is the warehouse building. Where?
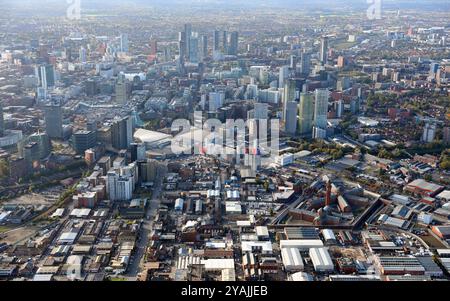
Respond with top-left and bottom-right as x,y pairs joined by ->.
375,256 -> 425,275
255,226 -> 270,240
284,227 -> 319,240
289,272 -> 313,281
416,256 -> 443,277
309,248 -> 334,272
321,229 -> 337,245
281,248 -> 304,271
404,179 -> 444,197
241,241 -> 273,254
280,239 -> 324,251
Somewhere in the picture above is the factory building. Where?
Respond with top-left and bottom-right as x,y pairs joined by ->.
309,248 -> 334,272
281,248 -> 304,271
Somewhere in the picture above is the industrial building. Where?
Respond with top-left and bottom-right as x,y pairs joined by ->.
281,248 -> 304,271
309,248 -> 334,272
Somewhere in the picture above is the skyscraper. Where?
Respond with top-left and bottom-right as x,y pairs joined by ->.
429,62 -> 440,79
44,99 -> 63,139
290,55 -> 297,70
298,92 -> 314,135
111,116 -> 133,150
283,79 -> 297,122
422,123 -> 436,143
223,31 -> 228,53
285,101 -> 298,135
189,32 -> 199,63
178,31 -> 186,59
79,46 -> 87,63
213,30 -> 220,52
200,34 -> 208,61
23,142 -> 39,173
35,64 -> 55,89
209,92 -> 225,112
253,103 -> 269,120
72,130 -> 97,154
184,23 -> 192,56
314,88 -> 329,130
25,132 -> 51,160
107,170 -> 133,201
229,31 -> 239,55
279,66 -> 290,89
120,33 -> 129,52
319,36 -> 329,64
115,76 -> 128,104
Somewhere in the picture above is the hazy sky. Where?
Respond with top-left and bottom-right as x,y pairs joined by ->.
3,0 -> 450,13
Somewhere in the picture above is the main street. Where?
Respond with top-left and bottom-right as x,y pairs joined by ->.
124,164 -> 167,278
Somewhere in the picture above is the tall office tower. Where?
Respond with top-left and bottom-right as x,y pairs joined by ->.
189,33 -> 199,63
279,65 -> 290,89
115,76 -> 128,104
200,34 -> 208,60
422,123 -> 436,143
314,88 -> 329,129
297,92 -> 314,135
107,170 -> 133,201
300,52 -> 311,76
429,62 -> 440,78
178,31 -> 186,59
208,92 -> 225,112
44,99 -> 63,139
120,33 -> 129,52
23,142 -> 39,173
111,116 -> 133,150
79,46 -> 87,63
223,31 -> 228,53
0,103 -> 4,137
319,36 -> 329,64
149,38 -> 158,55
130,142 -> 146,162
290,55 -> 297,70
26,132 -> 51,159
285,101 -> 298,135
213,30 -> 220,52
85,79 -> 98,96
72,130 -> 97,154
282,79 -> 297,122
184,23 -> 192,55
35,64 -> 55,89
228,31 -> 239,55
253,103 -> 269,120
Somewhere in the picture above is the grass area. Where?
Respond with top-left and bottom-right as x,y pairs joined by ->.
332,41 -> 357,50
109,277 -> 127,281
0,226 -> 10,233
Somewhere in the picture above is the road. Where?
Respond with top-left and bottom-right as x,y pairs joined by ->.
270,192 -> 307,225
125,164 -> 167,278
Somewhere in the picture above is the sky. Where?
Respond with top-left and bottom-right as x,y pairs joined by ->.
2,0 -> 450,14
